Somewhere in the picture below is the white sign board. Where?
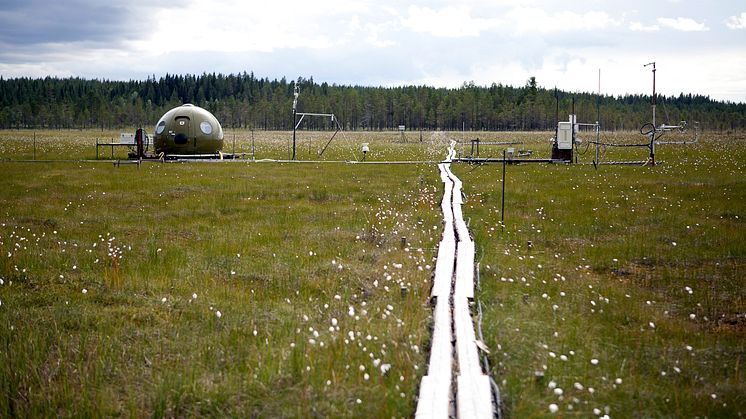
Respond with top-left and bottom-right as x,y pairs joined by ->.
120,133 -> 135,144
557,122 -> 573,150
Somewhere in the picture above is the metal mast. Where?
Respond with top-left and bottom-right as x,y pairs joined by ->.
644,62 -> 656,127
292,85 -> 299,160
644,62 -> 656,164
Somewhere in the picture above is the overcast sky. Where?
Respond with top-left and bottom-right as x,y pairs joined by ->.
1,0 -> 745,102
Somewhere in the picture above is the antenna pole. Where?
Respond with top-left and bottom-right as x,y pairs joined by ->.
644,62 -> 657,165
292,85 -> 299,160
596,69 -> 600,167
644,62 -> 657,126
597,69 -> 601,124
644,62 -> 657,124
552,87 -> 559,161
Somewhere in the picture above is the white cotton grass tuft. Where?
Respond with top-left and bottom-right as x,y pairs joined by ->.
380,363 -> 391,374
548,403 -> 559,413
216,310 -> 222,318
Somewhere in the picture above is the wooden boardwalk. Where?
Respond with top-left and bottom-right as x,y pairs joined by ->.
416,141 -> 495,419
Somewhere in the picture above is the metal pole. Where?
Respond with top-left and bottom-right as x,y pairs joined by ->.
501,149 -> 506,224
596,70 -> 600,167
292,85 -> 299,161
572,97 -> 576,163
650,62 -> 656,166
552,87 -> 559,161
292,108 -> 297,160
644,62 -> 657,165
643,62 -> 657,126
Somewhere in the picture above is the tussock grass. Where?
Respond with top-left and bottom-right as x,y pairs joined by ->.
456,131 -> 746,417
1,128 -> 744,417
0,138 -> 445,416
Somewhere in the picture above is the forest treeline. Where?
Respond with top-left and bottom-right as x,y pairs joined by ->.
1,73 -> 744,131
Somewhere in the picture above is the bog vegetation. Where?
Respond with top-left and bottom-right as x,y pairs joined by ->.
0,129 -> 744,417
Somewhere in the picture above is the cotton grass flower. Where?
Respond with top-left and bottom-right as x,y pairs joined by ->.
380,363 -> 391,374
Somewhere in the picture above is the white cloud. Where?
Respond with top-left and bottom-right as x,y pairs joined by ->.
725,12 -> 746,30
657,17 -> 709,32
401,5 -> 500,38
629,21 -> 660,32
506,8 -> 619,35
1,0 -> 745,102
342,15 -> 399,48
131,0 -> 373,54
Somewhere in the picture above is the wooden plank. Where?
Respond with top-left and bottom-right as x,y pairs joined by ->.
428,300 -> 453,375
454,240 -> 475,300
453,297 -> 482,376
439,164 -> 450,182
419,141 -> 495,419
416,376 -> 451,419
457,375 -> 494,419
453,205 -> 470,241
431,228 -> 455,299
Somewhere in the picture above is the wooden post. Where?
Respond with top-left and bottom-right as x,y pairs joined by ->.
501,149 -> 506,224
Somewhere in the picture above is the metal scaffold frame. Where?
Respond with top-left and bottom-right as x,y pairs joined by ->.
291,84 -> 349,160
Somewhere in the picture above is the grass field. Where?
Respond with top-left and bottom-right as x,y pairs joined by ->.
455,130 -> 746,417
0,128 -> 744,417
